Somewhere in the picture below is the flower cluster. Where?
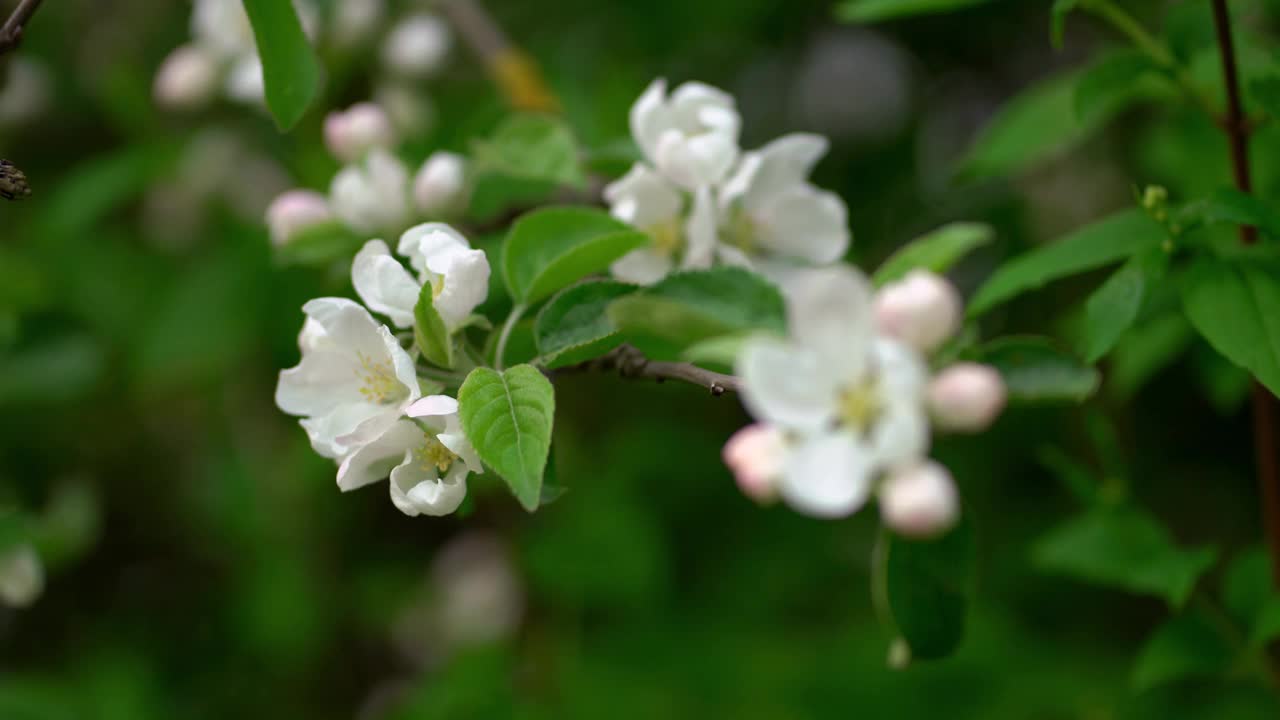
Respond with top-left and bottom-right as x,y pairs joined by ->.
267,101 -> 468,247
607,79 -> 850,286
725,266 -> 1006,538
275,223 -> 490,517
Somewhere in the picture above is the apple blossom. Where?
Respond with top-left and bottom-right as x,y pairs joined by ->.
383,14 -> 451,78
325,103 -> 397,163
224,55 -> 265,105
330,149 -> 412,235
722,423 -> 787,503
337,395 -> 482,517
191,0 -> 256,60
873,269 -> 962,354
630,78 -> 742,189
605,164 -> 717,284
928,363 -> 1006,433
737,266 -> 930,518
351,224 -> 490,334
275,298 -> 421,459
879,461 -> 959,538
331,0 -> 386,48
413,151 -> 468,216
154,45 -> 221,110
0,543 -> 43,608
266,190 -> 334,247
430,532 -> 525,647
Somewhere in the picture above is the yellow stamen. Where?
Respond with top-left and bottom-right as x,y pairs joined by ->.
356,351 -> 407,405
837,380 -> 882,431
414,433 -> 457,473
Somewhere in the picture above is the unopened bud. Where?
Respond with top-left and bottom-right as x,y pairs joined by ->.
413,151 -> 467,215
324,102 -> 396,163
154,45 -> 220,110
723,424 -> 786,504
0,543 -> 43,608
382,14 -> 451,78
928,362 -> 1006,433
873,270 -> 961,354
267,190 -> 333,246
879,461 -> 959,539
329,149 -> 411,234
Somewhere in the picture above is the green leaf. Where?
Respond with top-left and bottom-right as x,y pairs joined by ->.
885,520 -> 972,661
534,280 -> 636,368
1176,188 -> 1280,240
0,334 -> 106,406
1050,0 -> 1081,49
835,0 -> 996,23
958,69 -> 1087,181
607,267 -> 787,361
469,115 -> 586,220
243,0 -> 321,131
1222,546 -> 1280,647
457,365 -> 556,512
872,222 -> 993,286
969,209 -> 1165,316
414,285 -> 454,369
1249,76 -> 1280,122
1132,611 -> 1233,691
501,206 -> 648,305
1033,506 -> 1218,607
680,333 -> 754,369
1073,50 -> 1167,125
1079,252 -> 1166,363
1109,310 -> 1196,399
976,337 -> 1100,404
1181,258 -> 1280,397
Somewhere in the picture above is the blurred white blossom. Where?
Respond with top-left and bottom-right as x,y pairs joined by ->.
267,190 -> 334,247
722,423 -> 786,504
382,13 -> 451,78
351,224 -> 489,332
928,362 -> 1006,433
330,149 -> 413,235
873,270 -> 962,354
413,151 -> 468,216
879,461 -> 959,538
325,103 -> 397,163
0,543 -> 43,608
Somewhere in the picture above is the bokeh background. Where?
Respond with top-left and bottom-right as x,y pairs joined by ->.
3,0 -> 1280,717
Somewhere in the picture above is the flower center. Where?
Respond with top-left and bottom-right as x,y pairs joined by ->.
646,218 -> 683,258
356,351 -> 407,405
837,379 -> 882,432
722,207 -> 759,252
414,433 -> 458,473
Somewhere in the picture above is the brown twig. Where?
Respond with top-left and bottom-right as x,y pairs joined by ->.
439,0 -> 559,112
551,345 -> 741,396
1211,0 -> 1280,587
0,0 -> 44,56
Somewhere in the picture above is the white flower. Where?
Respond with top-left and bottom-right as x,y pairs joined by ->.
928,363 -> 1006,433
276,298 -> 421,459
266,189 -> 333,247
605,164 -> 717,284
331,0 -> 385,48
336,396 -> 482,517
413,151 -> 468,216
737,266 -> 930,518
431,532 -> 525,647
722,423 -> 786,503
191,0 -> 256,60
224,55 -> 265,105
0,543 -> 43,608
325,102 -> 396,163
873,270 -> 962,354
717,133 -> 850,268
330,149 -> 412,234
154,45 -> 221,110
630,78 -> 741,189
351,224 -> 490,332
879,461 -> 959,538
382,14 -> 451,78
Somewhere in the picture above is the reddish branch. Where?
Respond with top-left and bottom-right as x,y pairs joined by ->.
0,0 -> 43,56
1211,0 -> 1280,586
552,345 -> 741,396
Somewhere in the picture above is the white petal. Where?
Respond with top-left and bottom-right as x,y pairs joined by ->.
329,150 -> 410,234
224,55 -> 264,105
0,543 -> 43,607
715,243 -> 757,270
433,248 -> 491,330
754,186 -> 850,265
299,401 -> 384,459
740,133 -> 829,208
390,461 -> 468,517
787,266 -> 874,377
406,394 -> 459,418
336,419 -> 422,491
869,404 -> 929,470
718,151 -> 762,210
352,239 -> 421,328
398,222 -> 471,275
737,338 -> 840,433
378,323 -> 421,403
610,248 -> 673,285
629,78 -> 669,163
656,131 -> 738,189
668,81 -> 739,137
681,185 -> 718,270
275,348 -> 360,417
604,164 -> 682,227
439,429 -> 484,474
874,338 -> 928,399
779,431 -> 873,519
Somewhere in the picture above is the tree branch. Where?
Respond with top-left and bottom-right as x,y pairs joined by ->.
0,0 -> 44,56
439,0 -> 558,113
1211,0 -> 1280,587
551,345 -> 741,396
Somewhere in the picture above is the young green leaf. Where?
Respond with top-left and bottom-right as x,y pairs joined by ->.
1220,546 -> 1280,647
957,68 -> 1086,181
681,333 -> 754,369
1176,188 -> 1280,240
243,0 -> 321,131
835,0 -> 995,23
1032,506 -> 1217,607
501,207 -> 649,305
872,222 -> 993,287
969,209 -> 1165,317
607,267 -> 787,361
414,285 -> 454,369
1108,310 -> 1195,400
1073,50 -> 1167,125
458,365 -> 556,512
977,337 -> 1100,404
534,280 -> 636,368
1079,252 -> 1166,363
469,115 -> 586,220
1181,258 -> 1280,397
1050,0 -> 1081,49
1131,611 -> 1233,692
885,520 -> 972,661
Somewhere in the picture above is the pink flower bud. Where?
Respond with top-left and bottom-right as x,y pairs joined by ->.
873,270 -> 961,354
723,424 -> 786,504
928,363 -> 1006,433
382,14 -> 451,78
879,461 -> 958,539
324,103 -> 396,163
153,45 -> 220,110
413,151 -> 467,215
266,190 -> 333,247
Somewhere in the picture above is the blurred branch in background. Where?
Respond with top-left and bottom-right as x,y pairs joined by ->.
552,344 -> 742,396
440,0 -> 559,113
0,0 -> 43,57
